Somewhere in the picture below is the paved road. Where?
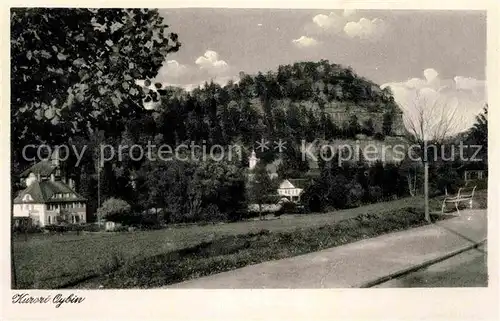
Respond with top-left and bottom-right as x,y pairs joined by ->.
166,209 -> 487,288
374,243 -> 487,287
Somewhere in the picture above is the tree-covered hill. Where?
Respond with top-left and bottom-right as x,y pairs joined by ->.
147,60 -> 406,150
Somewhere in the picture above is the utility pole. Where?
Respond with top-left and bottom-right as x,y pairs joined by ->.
98,165 -> 100,206
424,160 -> 430,222
94,132 -> 102,227
97,161 -> 101,227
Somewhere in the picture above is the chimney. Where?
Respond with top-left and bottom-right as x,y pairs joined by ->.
26,173 -> 37,187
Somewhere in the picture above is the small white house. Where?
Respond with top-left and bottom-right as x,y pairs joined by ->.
13,173 -> 86,227
464,170 -> 486,182
104,221 -> 122,231
277,179 -> 307,202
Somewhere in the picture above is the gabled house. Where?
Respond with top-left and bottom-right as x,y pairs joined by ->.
13,177 -> 87,227
13,155 -> 86,227
277,179 -> 308,202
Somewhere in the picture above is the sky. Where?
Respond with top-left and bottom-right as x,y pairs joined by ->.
150,9 -> 487,133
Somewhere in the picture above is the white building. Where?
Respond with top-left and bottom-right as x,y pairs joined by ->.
247,151 -> 307,203
13,159 -> 86,227
277,179 -> 307,202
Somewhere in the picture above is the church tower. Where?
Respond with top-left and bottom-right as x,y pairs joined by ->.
249,150 -> 258,170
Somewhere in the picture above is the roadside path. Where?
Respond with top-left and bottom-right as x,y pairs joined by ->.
166,209 -> 487,288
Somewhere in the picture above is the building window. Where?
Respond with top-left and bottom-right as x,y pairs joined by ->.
23,194 -> 33,202
48,216 -> 51,224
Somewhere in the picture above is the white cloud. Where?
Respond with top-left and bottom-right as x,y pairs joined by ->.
292,36 -> 320,48
312,12 -> 345,33
423,68 -> 439,83
210,75 -> 240,86
195,50 -> 229,75
344,18 -> 387,40
135,51 -> 239,109
454,76 -> 486,95
156,60 -> 189,80
343,9 -> 357,17
381,69 -> 486,136
308,11 -> 388,41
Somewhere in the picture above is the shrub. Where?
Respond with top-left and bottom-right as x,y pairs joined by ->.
97,198 -> 132,224
13,225 -> 43,234
113,226 -> 129,232
81,223 -> 102,232
137,213 -> 162,228
433,165 -> 464,195
279,202 -> 298,214
12,218 -> 43,234
374,132 -> 385,140
346,182 -> 364,207
466,178 -> 487,190
368,186 -> 383,202
43,224 -> 68,233
101,252 -> 126,274
199,204 -> 227,223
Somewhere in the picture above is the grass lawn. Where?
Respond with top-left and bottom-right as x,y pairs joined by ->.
12,191 -> 487,289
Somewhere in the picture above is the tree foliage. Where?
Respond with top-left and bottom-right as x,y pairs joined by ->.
11,8 -> 180,151
96,197 -> 132,222
468,104 -> 488,158
248,163 -> 277,219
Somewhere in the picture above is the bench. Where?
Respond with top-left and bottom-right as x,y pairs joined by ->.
441,185 -> 477,214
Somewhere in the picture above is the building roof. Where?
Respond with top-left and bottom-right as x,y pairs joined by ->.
288,178 -> 310,189
278,178 -> 310,190
19,160 -> 58,178
13,180 -> 86,204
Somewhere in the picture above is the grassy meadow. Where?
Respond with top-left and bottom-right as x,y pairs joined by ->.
13,190 -> 487,289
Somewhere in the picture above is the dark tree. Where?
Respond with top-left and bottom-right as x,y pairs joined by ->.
11,8 -> 180,163
468,104 -> 488,161
248,163 -> 276,220
346,115 -> 361,138
382,112 -> 394,136
362,118 -> 375,136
